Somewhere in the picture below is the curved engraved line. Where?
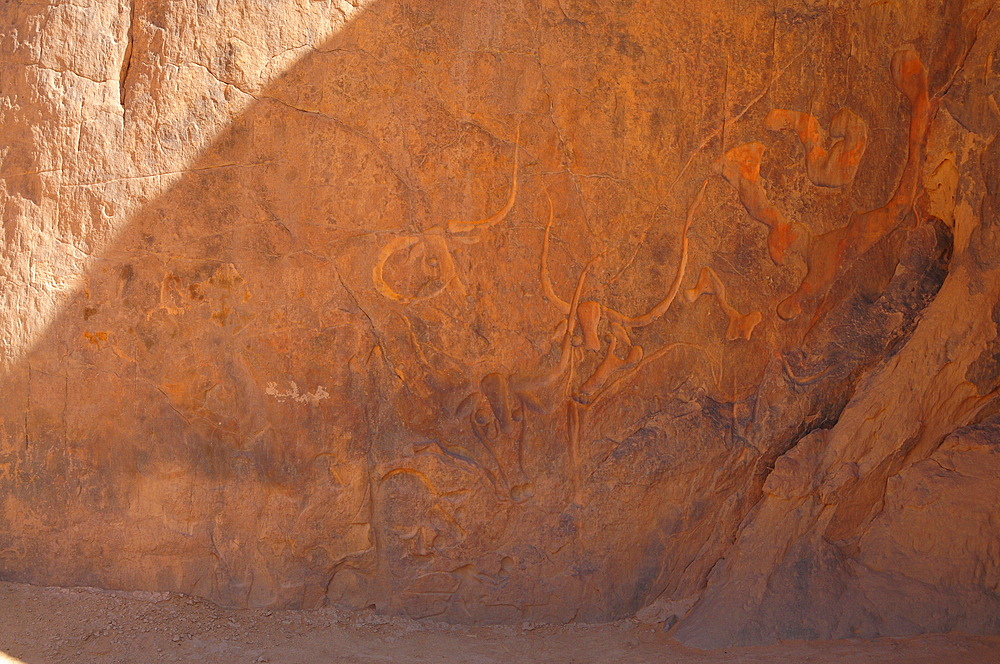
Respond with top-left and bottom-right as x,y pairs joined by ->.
542,179 -> 708,329
587,341 -> 698,409
373,126 -> 519,305
549,256 -> 598,380
685,265 -> 762,341
780,353 -> 836,386
764,108 -> 868,188
372,235 -> 423,302
617,178 -> 708,328
371,234 -> 457,304
540,190 -> 571,314
509,254 -> 597,404
446,125 -> 520,235
379,467 -> 440,493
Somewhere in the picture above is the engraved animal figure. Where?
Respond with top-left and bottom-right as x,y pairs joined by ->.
451,251 -> 599,501
776,48 -> 932,321
714,49 -> 933,322
764,107 -> 868,187
533,184 -> 713,494
372,131 -> 520,304
454,183 -> 713,498
539,182 -> 708,407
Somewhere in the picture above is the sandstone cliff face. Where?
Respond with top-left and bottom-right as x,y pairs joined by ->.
0,0 -> 997,646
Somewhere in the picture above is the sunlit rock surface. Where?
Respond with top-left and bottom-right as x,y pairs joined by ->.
0,0 -> 997,646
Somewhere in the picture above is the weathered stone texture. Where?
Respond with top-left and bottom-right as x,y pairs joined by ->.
0,0 -> 997,645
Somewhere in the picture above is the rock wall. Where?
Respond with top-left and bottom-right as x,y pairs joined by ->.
0,0 -> 997,645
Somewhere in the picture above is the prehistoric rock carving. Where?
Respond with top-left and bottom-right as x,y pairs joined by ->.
452,182 -> 716,499
453,253 -> 599,501
715,49 -> 931,323
455,373 -> 532,502
372,234 -> 462,303
539,181 -> 709,407
372,131 -> 520,304
764,107 -> 868,187
685,266 -> 762,341
776,48 -> 932,320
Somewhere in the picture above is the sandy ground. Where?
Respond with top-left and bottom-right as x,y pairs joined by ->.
0,581 -> 998,664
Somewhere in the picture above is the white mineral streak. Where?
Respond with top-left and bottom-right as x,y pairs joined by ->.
265,381 -> 331,405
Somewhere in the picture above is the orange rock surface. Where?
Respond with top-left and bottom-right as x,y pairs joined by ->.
0,0 -> 997,648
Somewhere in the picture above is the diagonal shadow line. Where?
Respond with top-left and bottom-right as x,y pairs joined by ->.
0,0 -> 506,609
0,0 -> 380,369
1,0 -> 608,616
